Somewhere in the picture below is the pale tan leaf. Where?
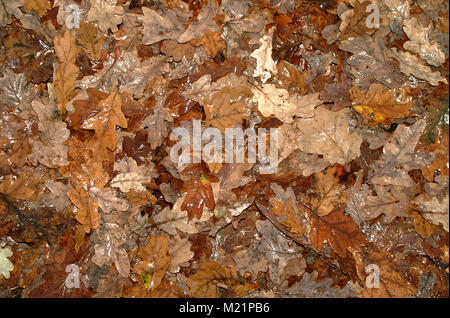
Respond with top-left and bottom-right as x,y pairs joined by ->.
295,107 -> 363,165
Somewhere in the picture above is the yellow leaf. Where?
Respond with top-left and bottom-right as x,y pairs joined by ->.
350,84 -> 414,127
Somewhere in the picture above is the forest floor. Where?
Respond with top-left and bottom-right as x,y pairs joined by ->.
0,0 -> 448,298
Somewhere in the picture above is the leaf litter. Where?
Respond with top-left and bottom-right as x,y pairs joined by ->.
0,0 -> 448,298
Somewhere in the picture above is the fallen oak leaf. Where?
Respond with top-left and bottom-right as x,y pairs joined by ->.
168,235 -> 194,273
140,98 -> 173,149
40,180 -> 73,212
350,83 -> 414,127
250,32 -> 277,83
53,30 -> 80,114
414,176 -> 449,232
92,223 -> 131,278
126,189 -> 157,207
186,261 -> 254,298
0,173 -> 35,201
0,247 -> 14,279
0,69 -> 38,118
76,22 -> 106,61
402,17 -> 446,67
28,99 -> 70,168
251,84 -> 322,123
141,6 -> 189,45
2,0 -> 24,21
70,88 -> 108,130
87,0 -> 124,33
190,30 -> 226,58
110,157 -> 159,193
346,173 -> 412,224
177,0 -> 220,43
23,0 -> 50,17
88,187 -> 129,214
152,196 -> 199,235
295,106 -> 363,165
362,252 -> 417,298
255,219 -> 305,286
269,183 -> 310,236
309,208 -> 366,258
67,187 -> 101,233
133,235 -> 170,290
370,120 -> 436,187
310,166 -> 347,217
81,90 -> 128,162
388,48 -> 448,86
183,73 -> 253,133
181,170 -> 216,220
338,28 -> 403,88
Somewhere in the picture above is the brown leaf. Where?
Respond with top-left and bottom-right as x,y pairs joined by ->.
110,157 -> 159,193
76,22 -> 106,61
67,187 -> 101,234
53,30 -> 80,114
126,189 -> 157,207
141,6 -> 189,45
186,261 -> 253,298
87,0 -> 124,33
363,252 -> 417,298
92,223 -> 130,278
178,0 -> 220,43
184,73 -> 253,133
370,120 -> 436,188
140,99 -> 173,149
191,31 -> 226,58
133,235 -> 171,290
81,90 -> 128,161
70,88 -> 108,130
269,183 -> 309,236
181,166 -> 216,220
168,235 -> 194,273
295,106 -> 363,165
309,208 -> 366,258
310,166 -> 347,216
0,173 -> 35,201
350,84 -> 414,127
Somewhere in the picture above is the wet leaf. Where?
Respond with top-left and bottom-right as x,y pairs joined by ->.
53,30 -> 80,114
92,223 -> 130,278
370,120 -> 436,187
295,106 -> 363,165
309,208 -> 366,257
133,235 -> 170,289
187,261 -> 253,297
87,0 -> 124,33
